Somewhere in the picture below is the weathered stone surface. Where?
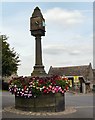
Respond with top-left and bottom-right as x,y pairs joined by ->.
15,93 -> 65,112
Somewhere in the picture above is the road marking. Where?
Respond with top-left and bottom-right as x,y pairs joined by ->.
75,106 -> 95,108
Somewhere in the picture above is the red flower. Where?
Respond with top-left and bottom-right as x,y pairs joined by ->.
66,86 -> 69,90
43,89 -> 47,93
24,86 -> 27,90
39,79 -> 43,84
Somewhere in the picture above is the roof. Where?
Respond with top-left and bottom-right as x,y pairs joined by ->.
93,69 -> 95,81
48,63 -> 92,80
93,69 -> 95,75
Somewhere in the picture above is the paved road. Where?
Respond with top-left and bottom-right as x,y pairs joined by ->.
1,91 -> 94,119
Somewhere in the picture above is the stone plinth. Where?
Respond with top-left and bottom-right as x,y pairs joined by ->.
15,93 -> 65,112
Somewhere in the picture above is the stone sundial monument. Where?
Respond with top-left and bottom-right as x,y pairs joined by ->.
30,7 -> 47,76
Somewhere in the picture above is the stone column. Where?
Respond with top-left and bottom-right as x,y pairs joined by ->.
31,35 -> 46,76
35,35 -> 42,65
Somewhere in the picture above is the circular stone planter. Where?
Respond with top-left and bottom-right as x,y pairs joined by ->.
15,93 -> 65,112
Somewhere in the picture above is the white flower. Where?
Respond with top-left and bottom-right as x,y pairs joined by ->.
59,87 -> 61,90
25,91 -> 28,93
18,88 -> 21,91
22,89 -> 24,91
24,94 -> 27,96
27,88 -> 29,91
36,87 -> 39,89
40,88 -> 43,91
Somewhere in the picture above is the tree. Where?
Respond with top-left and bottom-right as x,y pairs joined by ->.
0,35 -> 20,77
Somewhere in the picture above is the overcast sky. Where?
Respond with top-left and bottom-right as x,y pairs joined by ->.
1,2 -> 93,76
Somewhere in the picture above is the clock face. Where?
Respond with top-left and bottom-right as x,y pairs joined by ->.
42,21 -> 46,27
30,17 -> 45,31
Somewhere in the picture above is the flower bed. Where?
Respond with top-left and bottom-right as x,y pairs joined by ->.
9,75 -> 70,112
9,75 -> 70,98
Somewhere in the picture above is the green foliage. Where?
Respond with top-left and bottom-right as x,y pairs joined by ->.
56,80 -> 66,87
0,35 -> 20,77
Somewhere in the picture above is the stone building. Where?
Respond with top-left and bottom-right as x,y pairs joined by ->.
93,69 -> 95,84
48,63 -> 93,93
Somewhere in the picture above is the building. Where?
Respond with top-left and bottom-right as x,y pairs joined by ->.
93,69 -> 95,84
48,63 -> 93,93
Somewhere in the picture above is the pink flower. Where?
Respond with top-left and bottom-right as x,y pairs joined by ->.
49,85 -> 52,88
59,88 -> 62,92
52,86 -> 55,90
52,90 -> 55,93
62,90 -> 64,94
14,88 -> 17,93
28,94 -> 32,98
21,93 -> 24,96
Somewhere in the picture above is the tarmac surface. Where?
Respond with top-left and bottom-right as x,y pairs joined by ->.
1,91 -> 94,119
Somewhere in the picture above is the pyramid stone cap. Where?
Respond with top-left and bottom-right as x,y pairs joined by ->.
32,7 -> 43,18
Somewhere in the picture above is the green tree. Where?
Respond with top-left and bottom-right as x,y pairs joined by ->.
0,35 -> 20,77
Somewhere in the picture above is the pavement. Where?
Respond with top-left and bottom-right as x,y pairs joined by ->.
1,91 -> 94,119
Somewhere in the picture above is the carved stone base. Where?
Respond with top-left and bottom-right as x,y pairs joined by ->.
31,65 -> 47,76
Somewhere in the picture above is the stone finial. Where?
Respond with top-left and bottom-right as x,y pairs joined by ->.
32,7 -> 43,18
